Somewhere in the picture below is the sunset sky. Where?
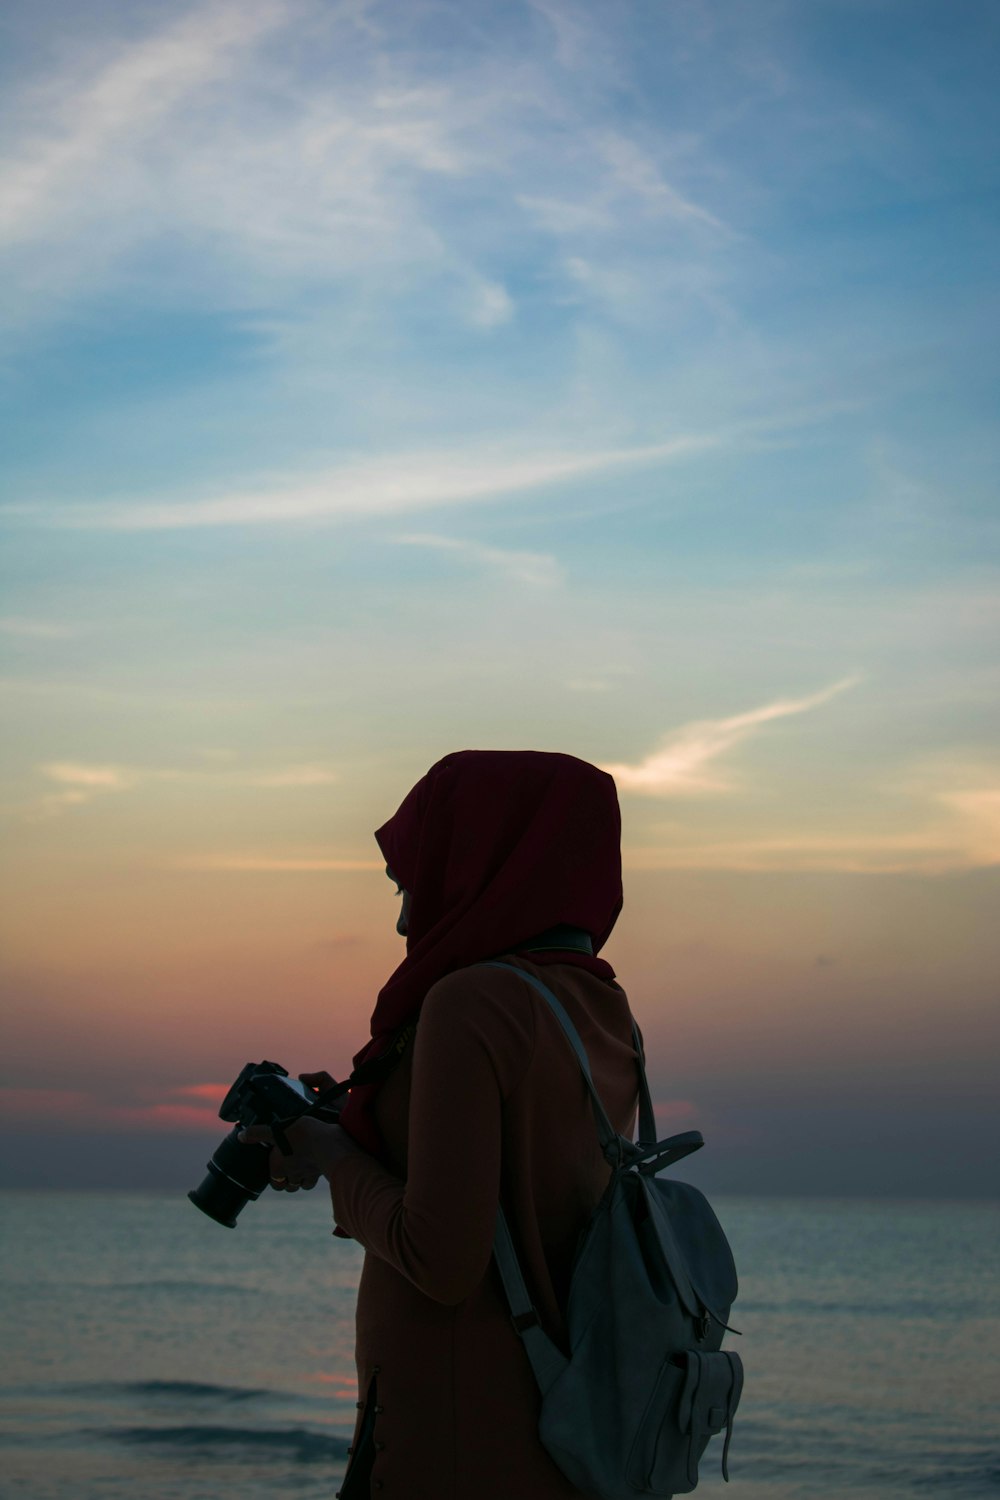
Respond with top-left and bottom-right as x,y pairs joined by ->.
1,0 -> 997,1196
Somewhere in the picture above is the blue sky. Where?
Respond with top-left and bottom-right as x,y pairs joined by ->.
0,0 -> 998,1193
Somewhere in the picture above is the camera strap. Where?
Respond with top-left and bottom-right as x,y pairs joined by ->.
310,1020 -> 419,1114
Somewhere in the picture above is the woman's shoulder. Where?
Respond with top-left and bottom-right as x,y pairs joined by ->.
423,957 -> 539,1013
426,955 -> 631,1029
419,961 -> 538,1095
419,958 -> 639,1097
485,956 -> 640,1049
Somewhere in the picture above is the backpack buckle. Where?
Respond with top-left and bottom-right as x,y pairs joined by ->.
511,1310 -> 539,1334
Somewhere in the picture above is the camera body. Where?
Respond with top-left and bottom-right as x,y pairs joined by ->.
188,1061 -> 339,1228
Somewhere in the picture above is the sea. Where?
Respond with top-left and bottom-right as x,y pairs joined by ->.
0,1191 -> 997,1500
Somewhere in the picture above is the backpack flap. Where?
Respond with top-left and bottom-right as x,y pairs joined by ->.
642,1175 -> 740,1333
632,1174 -> 700,1321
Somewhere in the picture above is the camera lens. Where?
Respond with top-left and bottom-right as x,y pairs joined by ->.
188,1126 -> 271,1228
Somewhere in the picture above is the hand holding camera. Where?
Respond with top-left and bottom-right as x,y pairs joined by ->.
188,1060 -> 360,1227
237,1112 -> 358,1192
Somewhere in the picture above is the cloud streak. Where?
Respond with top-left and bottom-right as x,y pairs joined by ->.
7,434 -> 722,531
0,0 -> 293,249
38,760 -> 339,789
392,533 -> 564,587
604,677 -> 860,795
621,768 -> 1000,874
0,616 -> 81,639
622,833 -> 960,875
4,759 -> 342,820
177,854 -> 383,872
594,131 -> 729,233
0,0 -> 737,355
42,762 -> 139,790
0,1082 -> 233,1132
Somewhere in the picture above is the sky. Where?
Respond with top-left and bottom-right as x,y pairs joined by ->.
0,0 -> 997,1197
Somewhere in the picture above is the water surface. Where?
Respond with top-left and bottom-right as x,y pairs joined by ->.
1,1191 -> 996,1498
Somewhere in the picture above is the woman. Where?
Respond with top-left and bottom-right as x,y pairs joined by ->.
240,749 -> 643,1499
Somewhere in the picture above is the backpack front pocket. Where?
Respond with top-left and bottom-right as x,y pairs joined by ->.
673,1348 -> 743,1489
627,1348 -> 743,1495
625,1355 -> 684,1492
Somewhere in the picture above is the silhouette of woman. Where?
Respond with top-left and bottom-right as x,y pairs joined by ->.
240,750 -> 642,1499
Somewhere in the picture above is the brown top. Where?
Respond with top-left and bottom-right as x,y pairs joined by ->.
329,954 -> 642,1500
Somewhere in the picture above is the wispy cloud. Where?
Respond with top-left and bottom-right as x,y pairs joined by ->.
17,789 -> 92,820
244,765 -> 341,788
0,0 -> 740,357
594,132 -> 729,232
0,676 -> 260,710
174,1083 -> 230,1102
0,0 -> 470,340
6,758 -> 341,820
528,0 -> 599,74
0,1081 -> 232,1131
604,677 -> 860,795
42,762 -> 138,790
39,759 -> 339,788
16,762 -> 140,819
622,832 -> 960,875
621,768 -> 1000,874
623,823 -> 1000,876
177,853 -> 382,872
126,761 -> 341,794
393,533 -> 563,587
467,281 -> 515,328
652,1099 -> 700,1125
7,434 -> 722,531
0,0 -> 293,250
0,616 -> 81,639
0,1088 -> 94,1122
936,788 -> 1000,867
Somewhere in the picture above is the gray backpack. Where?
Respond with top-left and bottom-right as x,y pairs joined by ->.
484,962 -> 743,1499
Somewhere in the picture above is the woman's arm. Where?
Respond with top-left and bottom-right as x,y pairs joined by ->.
237,1114 -> 371,1189
326,964 -> 535,1305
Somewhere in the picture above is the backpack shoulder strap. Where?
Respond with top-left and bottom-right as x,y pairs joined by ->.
480,960 -> 704,1399
480,959 -> 658,1162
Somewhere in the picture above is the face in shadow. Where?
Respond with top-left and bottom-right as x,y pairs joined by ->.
386,866 -> 411,937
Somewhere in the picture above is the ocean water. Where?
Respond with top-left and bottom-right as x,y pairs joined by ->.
0,1191 -> 997,1499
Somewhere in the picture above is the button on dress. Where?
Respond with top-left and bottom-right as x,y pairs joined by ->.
330,954 -> 642,1500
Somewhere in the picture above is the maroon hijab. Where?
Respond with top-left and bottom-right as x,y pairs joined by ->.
333,750 -> 622,1191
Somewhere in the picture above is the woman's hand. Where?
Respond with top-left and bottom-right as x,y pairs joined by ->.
238,1114 -> 363,1192
299,1069 -> 335,1092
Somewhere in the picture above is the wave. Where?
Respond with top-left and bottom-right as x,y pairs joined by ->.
910,1459 -> 1000,1492
102,1424 -> 348,1464
739,1297 -> 981,1318
98,1280 -> 248,1294
96,1379 -> 332,1412
1,1377 -> 335,1419
110,1381 -> 270,1403
684,1415 -> 1000,1496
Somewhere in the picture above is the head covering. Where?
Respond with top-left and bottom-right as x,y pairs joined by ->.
334,750 -> 622,1172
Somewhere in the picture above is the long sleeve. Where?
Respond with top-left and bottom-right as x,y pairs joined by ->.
328,964 -> 536,1305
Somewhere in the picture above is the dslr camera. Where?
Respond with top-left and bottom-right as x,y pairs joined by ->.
188,1061 -> 342,1228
